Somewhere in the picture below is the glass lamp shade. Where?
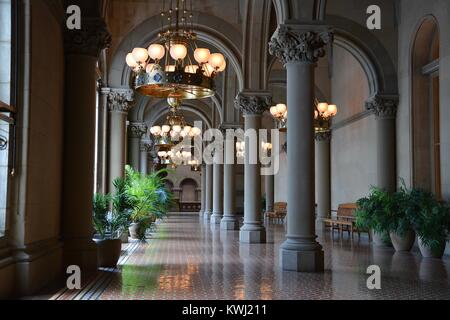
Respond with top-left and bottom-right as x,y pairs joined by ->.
146,63 -> 156,73
194,48 -> 211,64
170,44 -> 188,60
192,127 -> 202,136
270,106 -> 278,116
150,126 -> 162,135
317,102 -> 328,113
203,63 -> 215,77
132,48 -> 149,64
276,103 -> 287,114
217,60 -> 226,72
148,44 -> 165,61
328,104 -> 338,116
162,125 -> 171,133
126,53 -> 139,68
209,53 -> 225,69
185,65 -> 199,74
172,125 -> 182,133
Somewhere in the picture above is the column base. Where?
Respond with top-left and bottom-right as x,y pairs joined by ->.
220,216 -> 240,230
239,224 -> 266,243
210,212 -> 223,224
203,211 -> 211,222
279,238 -> 324,272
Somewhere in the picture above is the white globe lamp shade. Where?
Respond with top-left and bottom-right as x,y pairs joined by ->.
148,44 -> 165,61
314,110 -> 319,119
183,126 -> 192,133
173,125 -> 182,133
162,125 -> 171,133
194,48 -> 211,64
126,53 -> 139,68
217,59 -> 227,72
328,104 -> 338,116
170,44 -> 188,60
270,106 -> 278,116
132,48 -> 149,64
209,53 -> 225,69
150,126 -> 161,135
203,63 -> 215,76
146,63 -> 156,73
317,102 -> 328,113
276,104 -> 287,114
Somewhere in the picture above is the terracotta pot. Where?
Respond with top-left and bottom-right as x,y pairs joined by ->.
372,230 -> 393,247
94,239 -> 122,268
390,230 -> 416,252
418,238 -> 446,259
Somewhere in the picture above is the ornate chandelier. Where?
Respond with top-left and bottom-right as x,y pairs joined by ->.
125,0 -> 226,100
314,100 -> 338,133
149,98 -> 202,148
157,148 -> 192,168
270,103 -> 287,132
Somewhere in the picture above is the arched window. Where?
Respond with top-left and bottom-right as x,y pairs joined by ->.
0,0 -> 15,237
411,16 -> 441,198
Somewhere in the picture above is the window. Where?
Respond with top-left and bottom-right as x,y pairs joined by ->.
0,0 -> 14,237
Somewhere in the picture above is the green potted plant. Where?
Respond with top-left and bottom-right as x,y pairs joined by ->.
93,193 -> 128,268
355,187 -> 393,247
406,188 -> 450,258
112,177 -> 133,243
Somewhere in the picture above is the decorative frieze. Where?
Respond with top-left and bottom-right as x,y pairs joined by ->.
314,131 -> 332,142
365,94 -> 399,119
107,89 -> 134,113
64,18 -> 111,57
269,24 -> 333,65
234,91 -> 272,116
128,122 -> 148,138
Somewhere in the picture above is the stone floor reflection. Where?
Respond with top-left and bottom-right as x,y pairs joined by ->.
58,213 -> 450,300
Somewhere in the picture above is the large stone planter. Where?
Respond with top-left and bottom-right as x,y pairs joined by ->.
129,222 -> 143,240
94,239 -> 122,268
390,230 -> 416,252
418,238 -> 446,259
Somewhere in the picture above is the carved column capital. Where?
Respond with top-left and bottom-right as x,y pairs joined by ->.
128,122 -> 148,138
234,91 -> 272,116
64,18 -> 111,57
107,89 -> 134,113
269,24 -> 333,65
365,94 -> 399,119
315,131 -> 332,142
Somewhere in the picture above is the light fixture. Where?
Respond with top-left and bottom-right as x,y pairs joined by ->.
125,0 -> 227,100
314,99 -> 338,133
236,141 -> 245,159
270,103 -> 287,132
189,159 -> 201,172
150,97 -> 202,148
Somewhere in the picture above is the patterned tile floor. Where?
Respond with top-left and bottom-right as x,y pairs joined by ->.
53,213 -> 450,300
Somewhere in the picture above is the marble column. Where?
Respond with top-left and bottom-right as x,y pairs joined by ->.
315,131 -> 331,230
107,89 -> 134,193
203,164 -> 213,221
128,122 -> 147,171
221,131 -> 240,230
62,17 -> 111,271
269,24 -> 332,271
96,86 -> 109,194
139,140 -> 152,175
265,174 -> 275,213
366,95 -> 398,193
235,91 -> 272,243
211,151 -> 224,224
199,164 -> 206,216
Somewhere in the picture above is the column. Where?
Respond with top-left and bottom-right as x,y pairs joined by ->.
107,89 -> 134,193
221,130 -> 240,230
210,151 -> 224,224
269,24 -> 332,271
366,95 -> 398,193
62,16 -> 111,271
235,91 -> 272,243
128,122 -> 147,171
139,140 -> 152,175
315,131 -> 331,230
199,164 -> 206,216
96,86 -> 109,193
203,164 -> 213,221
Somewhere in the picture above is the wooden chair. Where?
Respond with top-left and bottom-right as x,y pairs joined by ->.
324,203 -> 371,240
265,202 -> 287,224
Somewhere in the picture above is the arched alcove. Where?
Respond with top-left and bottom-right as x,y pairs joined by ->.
180,178 -> 199,202
411,16 -> 441,198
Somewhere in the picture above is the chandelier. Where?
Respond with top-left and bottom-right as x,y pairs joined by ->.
125,0 -> 227,100
270,104 -> 287,132
314,100 -> 338,133
149,97 -> 202,148
157,148 -> 192,168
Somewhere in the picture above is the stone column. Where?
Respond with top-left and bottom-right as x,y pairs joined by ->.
62,17 -> 111,271
203,164 -> 213,221
265,174 -> 275,213
235,91 -> 272,243
269,24 -> 332,271
107,89 -> 134,193
315,131 -> 331,230
211,150 -> 224,224
139,140 -> 152,175
128,122 -> 147,171
221,130 -> 240,230
96,86 -> 110,194
366,95 -> 398,193
199,164 -> 206,216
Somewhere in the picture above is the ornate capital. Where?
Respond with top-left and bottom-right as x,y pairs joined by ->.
128,122 -> 148,138
107,89 -> 134,113
234,91 -> 272,116
64,18 -> 111,57
365,94 -> 399,119
315,131 -> 332,142
269,24 -> 333,65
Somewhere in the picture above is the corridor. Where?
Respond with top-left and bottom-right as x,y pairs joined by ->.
48,214 -> 450,300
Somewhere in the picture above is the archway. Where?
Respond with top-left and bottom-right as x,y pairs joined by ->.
411,16 -> 441,198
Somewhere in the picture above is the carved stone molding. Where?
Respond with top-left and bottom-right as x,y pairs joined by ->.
269,24 -> 333,65
107,89 -> 134,113
128,122 -> 148,138
234,91 -> 272,116
365,94 -> 399,119
315,131 -> 332,142
64,18 -> 111,57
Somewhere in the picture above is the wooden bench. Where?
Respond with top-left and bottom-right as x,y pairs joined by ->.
265,202 -> 287,224
324,203 -> 371,240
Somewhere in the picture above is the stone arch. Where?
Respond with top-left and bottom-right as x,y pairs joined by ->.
271,0 -> 327,24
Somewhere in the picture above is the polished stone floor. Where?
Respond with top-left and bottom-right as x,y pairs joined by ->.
49,213 -> 450,300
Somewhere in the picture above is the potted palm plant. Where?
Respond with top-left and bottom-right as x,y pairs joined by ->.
112,177 -> 133,243
93,193 -> 128,268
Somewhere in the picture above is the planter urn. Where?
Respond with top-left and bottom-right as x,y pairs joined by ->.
390,230 -> 416,252
94,238 -> 122,268
418,238 -> 446,259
